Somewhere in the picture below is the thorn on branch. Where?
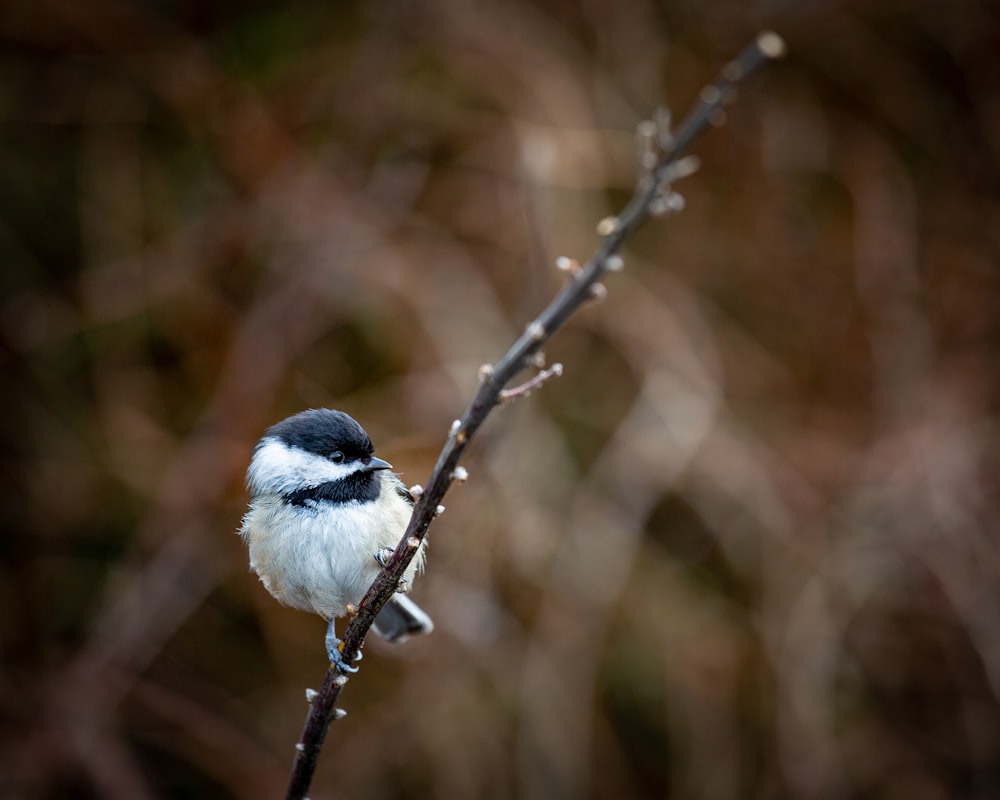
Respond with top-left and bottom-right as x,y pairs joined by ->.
499,363 -> 564,405
636,119 -> 659,182
409,484 -> 423,498
305,689 -> 317,703
478,363 -> 494,383
649,191 -> 685,216
449,420 -> 468,443
636,112 -> 703,202
588,283 -> 608,303
596,216 -> 619,237
666,154 -> 701,181
700,84 -> 723,105
452,466 -> 469,483
556,256 -> 582,277
757,30 -> 787,59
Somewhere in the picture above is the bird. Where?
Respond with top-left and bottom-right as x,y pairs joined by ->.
239,408 -> 432,672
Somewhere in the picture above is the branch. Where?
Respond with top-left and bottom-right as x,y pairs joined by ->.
284,30 -> 785,800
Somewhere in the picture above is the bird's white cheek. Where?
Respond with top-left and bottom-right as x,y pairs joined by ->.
247,438 -> 360,496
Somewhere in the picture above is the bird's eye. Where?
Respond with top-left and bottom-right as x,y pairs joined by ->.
329,451 -> 345,463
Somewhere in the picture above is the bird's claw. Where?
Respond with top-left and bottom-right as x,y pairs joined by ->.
374,548 -> 409,593
327,638 -> 361,674
325,621 -> 361,674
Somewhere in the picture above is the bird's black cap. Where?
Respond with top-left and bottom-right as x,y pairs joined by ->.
263,408 -> 374,460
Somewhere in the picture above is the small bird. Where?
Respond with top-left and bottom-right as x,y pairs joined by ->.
239,408 -> 432,672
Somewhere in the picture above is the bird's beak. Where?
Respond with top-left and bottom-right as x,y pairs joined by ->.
366,456 -> 393,471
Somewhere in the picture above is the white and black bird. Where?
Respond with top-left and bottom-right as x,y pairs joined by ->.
239,408 -> 432,672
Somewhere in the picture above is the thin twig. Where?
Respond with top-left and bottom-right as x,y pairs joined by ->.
499,363 -> 564,405
284,30 -> 785,800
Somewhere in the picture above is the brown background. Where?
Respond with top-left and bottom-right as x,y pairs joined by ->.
2,1 -> 999,798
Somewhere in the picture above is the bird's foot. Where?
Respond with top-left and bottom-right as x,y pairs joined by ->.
373,548 -> 410,593
372,547 -> 410,594
325,620 -> 361,674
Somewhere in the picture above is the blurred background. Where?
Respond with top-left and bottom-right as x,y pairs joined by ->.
3,1 -> 999,798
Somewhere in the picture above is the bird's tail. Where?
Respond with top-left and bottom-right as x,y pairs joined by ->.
372,594 -> 434,643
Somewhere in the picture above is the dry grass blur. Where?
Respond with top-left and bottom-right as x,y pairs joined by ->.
2,1 -> 1000,798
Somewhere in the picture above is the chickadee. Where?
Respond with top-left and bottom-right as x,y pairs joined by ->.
239,408 -> 432,672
